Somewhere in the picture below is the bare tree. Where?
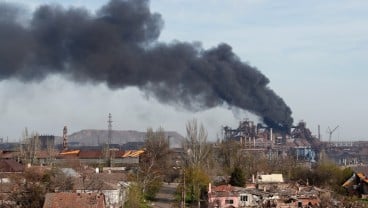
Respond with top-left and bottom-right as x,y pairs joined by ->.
215,140 -> 242,173
19,128 -> 40,165
45,138 -> 57,166
138,127 -> 170,199
80,172 -> 104,192
182,119 -> 211,168
9,167 -> 73,208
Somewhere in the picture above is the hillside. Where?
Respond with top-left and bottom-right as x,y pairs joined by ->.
55,129 -> 184,148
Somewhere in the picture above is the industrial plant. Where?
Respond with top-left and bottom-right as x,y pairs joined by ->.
0,113 -> 366,207
0,0 -> 366,207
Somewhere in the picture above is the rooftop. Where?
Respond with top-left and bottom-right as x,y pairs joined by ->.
0,159 -> 24,172
43,192 -> 105,208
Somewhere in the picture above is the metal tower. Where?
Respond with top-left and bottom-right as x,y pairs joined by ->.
108,113 -> 113,146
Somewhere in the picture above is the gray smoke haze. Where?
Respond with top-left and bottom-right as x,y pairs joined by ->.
0,0 -> 293,131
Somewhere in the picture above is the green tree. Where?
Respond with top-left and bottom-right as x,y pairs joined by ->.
289,159 -> 353,193
229,167 -> 245,187
180,119 -> 212,207
124,183 -> 149,208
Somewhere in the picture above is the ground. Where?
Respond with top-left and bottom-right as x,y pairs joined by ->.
151,183 -> 178,208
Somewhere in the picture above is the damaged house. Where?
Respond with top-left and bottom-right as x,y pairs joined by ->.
208,173 -> 322,208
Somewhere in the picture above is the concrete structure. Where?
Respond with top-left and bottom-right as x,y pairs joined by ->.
38,135 -> 55,150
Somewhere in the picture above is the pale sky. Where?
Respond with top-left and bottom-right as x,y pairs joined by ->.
1,0 -> 367,141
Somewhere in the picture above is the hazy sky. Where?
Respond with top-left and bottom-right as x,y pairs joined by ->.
1,0 -> 367,141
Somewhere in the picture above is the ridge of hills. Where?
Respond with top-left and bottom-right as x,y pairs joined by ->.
55,129 -> 184,148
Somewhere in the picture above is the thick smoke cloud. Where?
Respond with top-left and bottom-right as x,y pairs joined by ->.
0,0 -> 293,131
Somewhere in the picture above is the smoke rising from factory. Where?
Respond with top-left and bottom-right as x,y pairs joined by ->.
0,0 -> 293,131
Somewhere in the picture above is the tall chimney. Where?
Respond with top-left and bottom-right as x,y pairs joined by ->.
270,128 -> 273,142
63,126 -> 68,150
107,113 -> 113,146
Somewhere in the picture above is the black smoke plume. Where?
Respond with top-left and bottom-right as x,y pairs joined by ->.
0,0 -> 293,131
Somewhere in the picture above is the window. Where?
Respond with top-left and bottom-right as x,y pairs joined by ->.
240,195 -> 248,202
225,199 -> 234,204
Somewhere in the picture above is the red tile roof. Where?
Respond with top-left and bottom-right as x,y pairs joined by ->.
0,151 -> 18,159
209,185 -> 238,198
78,150 -> 103,159
35,151 -> 59,159
73,172 -> 127,191
0,159 -> 24,172
212,184 -> 235,192
43,192 -> 105,208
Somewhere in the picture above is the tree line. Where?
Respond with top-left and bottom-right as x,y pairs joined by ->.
8,120 -> 354,207
127,119 -> 354,207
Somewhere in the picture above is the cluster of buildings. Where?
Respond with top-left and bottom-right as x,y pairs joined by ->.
208,173 -> 331,208
0,128 -> 145,207
223,119 -> 368,167
223,120 -> 320,164
0,118 -> 368,207
0,159 -> 130,207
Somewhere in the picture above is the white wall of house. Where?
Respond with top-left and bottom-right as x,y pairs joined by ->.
257,174 -> 284,183
239,193 -> 259,207
102,190 -> 121,208
76,186 -> 128,208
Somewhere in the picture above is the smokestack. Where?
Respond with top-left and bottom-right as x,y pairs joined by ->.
0,0 -> 293,130
63,126 -> 68,150
270,128 -> 273,142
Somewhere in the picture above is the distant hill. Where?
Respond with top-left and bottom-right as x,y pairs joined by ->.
55,129 -> 184,148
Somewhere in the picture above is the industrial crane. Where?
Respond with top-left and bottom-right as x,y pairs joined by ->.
327,125 -> 339,148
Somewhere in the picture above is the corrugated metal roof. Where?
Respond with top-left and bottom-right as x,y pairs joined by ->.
59,150 -> 80,155
121,149 -> 144,158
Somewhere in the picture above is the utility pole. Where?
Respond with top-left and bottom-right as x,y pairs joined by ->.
182,168 -> 185,208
